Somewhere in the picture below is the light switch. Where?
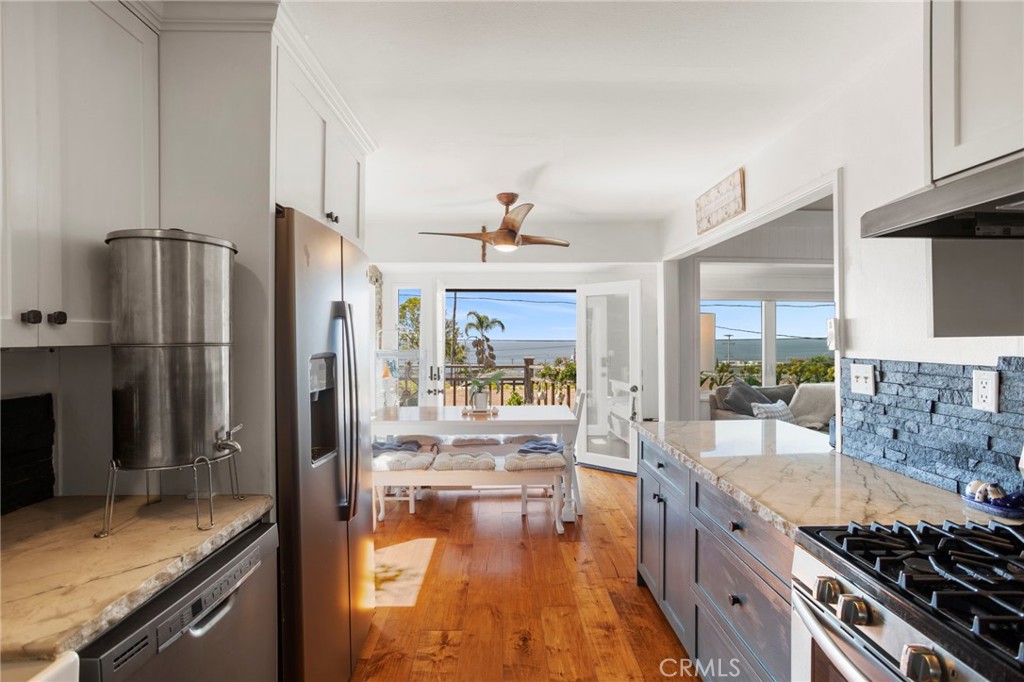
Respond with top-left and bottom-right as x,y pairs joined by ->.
850,364 -> 876,396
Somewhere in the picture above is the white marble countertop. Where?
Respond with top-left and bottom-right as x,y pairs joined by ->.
0,494 -> 273,662
635,420 -> 995,538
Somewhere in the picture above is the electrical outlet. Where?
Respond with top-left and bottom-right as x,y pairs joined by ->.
850,363 -> 876,396
972,369 -> 1000,413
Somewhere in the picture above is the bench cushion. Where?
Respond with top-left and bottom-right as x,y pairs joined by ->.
504,453 -> 567,471
395,434 -> 443,447
432,453 -> 497,471
451,436 -> 502,447
373,452 -> 435,471
517,441 -> 565,454
503,434 -> 552,444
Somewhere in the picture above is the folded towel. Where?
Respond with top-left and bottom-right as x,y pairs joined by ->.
517,441 -> 565,454
431,453 -> 497,471
503,453 -> 567,471
372,441 -> 421,454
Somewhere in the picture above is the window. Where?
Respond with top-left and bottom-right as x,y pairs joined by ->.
701,300 -> 835,388
396,288 -> 421,350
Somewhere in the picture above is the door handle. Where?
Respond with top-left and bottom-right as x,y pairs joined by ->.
188,591 -> 238,639
345,302 -> 361,519
333,301 -> 353,520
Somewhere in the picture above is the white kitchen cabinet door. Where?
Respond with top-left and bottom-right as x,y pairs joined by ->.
276,50 -> 328,224
1,1 -> 158,347
324,126 -> 364,246
932,0 -> 1024,179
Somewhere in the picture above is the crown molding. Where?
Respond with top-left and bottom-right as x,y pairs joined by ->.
130,1 -> 279,33
274,6 -> 376,155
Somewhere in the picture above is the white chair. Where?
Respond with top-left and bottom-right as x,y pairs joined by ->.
517,390 -> 586,518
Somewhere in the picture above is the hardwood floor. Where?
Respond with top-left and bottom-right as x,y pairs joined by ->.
354,468 -> 697,682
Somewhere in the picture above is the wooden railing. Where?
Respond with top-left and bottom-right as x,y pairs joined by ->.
443,360 -> 575,408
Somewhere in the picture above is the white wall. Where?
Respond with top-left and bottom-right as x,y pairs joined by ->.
377,262 -> 661,420
160,31 -> 276,496
662,16 -> 1023,364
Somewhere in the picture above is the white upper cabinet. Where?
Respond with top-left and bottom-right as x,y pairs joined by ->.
1,1 -> 158,347
276,48 -> 365,246
932,0 -> 1024,179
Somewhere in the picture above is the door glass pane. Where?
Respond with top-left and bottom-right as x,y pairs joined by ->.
586,292 -> 631,460
775,302 -> 835,384
379,288 -> 421,407
700,300 -> 763,386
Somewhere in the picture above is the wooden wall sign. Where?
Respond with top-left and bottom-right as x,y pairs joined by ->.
696,168 -> 746,234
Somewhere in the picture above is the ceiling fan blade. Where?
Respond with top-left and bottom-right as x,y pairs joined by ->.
419,231 -> 492,243
498,203 -> 534,235
518,234 -> 570,247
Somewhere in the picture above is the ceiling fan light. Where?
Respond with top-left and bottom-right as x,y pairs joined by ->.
493,243 -> 518,252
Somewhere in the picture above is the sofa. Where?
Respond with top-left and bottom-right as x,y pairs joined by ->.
709,379 -> 835,432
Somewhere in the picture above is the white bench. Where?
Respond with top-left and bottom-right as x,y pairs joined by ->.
372,454 -> 570,533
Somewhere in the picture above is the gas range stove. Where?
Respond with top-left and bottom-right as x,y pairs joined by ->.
793,520 -> 1024,682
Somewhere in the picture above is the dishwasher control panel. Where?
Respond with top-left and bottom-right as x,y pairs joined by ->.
156,545 -> 261,651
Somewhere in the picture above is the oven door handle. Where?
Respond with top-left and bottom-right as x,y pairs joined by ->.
793,590 -> 881,682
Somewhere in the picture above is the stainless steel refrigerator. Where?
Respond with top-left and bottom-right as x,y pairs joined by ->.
274,206 -> 374,682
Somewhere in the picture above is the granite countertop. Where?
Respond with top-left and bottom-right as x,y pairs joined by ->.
1,494 -> 274,662
635,420 -> 996,538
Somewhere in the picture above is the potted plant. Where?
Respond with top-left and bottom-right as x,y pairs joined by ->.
469,370 -> 504,411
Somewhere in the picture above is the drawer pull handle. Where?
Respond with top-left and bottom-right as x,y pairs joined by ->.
729,520 -> 743,532
47,310 -> 68,325
655,462 -> 665,469
728,594 -> 741,606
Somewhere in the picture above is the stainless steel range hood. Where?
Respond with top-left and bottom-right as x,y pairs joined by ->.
861,157 -> 1024,238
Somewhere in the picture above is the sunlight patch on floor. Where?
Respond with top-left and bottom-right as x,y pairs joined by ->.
374,537 -> 437,607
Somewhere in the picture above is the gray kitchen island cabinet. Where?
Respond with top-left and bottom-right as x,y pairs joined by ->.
637,434 -> 793,681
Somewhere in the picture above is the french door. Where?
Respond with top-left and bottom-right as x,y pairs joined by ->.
576,281 -> 641,473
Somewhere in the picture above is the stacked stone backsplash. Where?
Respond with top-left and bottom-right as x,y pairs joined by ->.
840,356 -> 1024,494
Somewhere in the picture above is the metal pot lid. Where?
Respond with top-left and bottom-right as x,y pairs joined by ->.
105,228 -> 238,253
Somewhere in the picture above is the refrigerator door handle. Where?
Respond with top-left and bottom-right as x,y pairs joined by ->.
332,301 -> 354,520
346,302 -> 361,519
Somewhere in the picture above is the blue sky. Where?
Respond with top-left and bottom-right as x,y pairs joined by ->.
700,301 -> 834,339
399,289 -> 577,340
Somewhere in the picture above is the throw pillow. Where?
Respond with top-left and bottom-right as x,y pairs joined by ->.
750,399 -> 797,424
758,383 -> 797,405
722,379 -> 771,416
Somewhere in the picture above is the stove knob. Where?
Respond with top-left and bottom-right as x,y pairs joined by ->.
813,576 -> 841,605
837,594 -> 870,626
900,645 -> 943,682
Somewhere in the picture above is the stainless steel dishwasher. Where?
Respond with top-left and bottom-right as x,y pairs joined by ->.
79,523 -> 278,682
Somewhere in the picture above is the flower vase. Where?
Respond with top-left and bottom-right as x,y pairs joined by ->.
471,391 -> 489,412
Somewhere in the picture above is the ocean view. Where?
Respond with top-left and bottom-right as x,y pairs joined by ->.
715,338 -> 829,362
463,339 -> 576,365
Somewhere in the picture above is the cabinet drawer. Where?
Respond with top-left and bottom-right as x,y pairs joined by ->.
692,590 -> 771,682
693,518 -> 790,681
639,438 -> 688,496
690,476 -> 793,585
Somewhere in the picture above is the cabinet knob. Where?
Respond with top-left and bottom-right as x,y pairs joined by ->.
651,492 -> 661,502
326,211 -> 340,224
655,461 -> 664,469
728,520 -> 743,532
47,311 -> 68,325
727,593 -> 741,606
900,645 -> 943,682
20,310 -> 42,324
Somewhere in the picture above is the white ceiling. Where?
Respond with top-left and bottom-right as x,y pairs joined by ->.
287,1 -> 917,234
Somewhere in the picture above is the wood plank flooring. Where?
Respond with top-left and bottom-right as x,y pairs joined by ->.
354,468 -> 697,682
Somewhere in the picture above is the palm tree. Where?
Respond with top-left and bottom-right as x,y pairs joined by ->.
464,311 -> 505,369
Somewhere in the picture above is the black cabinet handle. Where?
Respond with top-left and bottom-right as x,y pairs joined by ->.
326,211 -> 339,224
728,594 -> 742,606
20,310 -> 42,324
651,492 -> 659,501
47,311 -> 68,325
655,461 -> 664,469
729,520 -> 743,532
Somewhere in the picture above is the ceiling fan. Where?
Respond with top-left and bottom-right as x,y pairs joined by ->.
419,193 -> 570,262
